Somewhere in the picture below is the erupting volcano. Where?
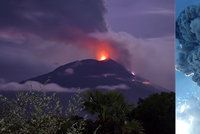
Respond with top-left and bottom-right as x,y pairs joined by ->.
97,50 -> 109,61
96,43 -> 112,61
21,58 -> 166,102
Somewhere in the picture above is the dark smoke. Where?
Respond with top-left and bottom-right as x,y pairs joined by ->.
90,32 -> 133,68
0,0 -> 107,40
0,0 -> 174,89
176,4 -> 200,85
0,0 -> 108,81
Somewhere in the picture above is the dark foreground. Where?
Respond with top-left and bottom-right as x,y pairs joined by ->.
0,90 -> 175,134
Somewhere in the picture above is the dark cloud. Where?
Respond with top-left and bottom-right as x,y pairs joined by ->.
176,4 -> 200,86
0,40 -> 51,82
0,33 -> 92,82
0,0 -> 107,81
0,0 -> 174,90
0,0 -> 107,40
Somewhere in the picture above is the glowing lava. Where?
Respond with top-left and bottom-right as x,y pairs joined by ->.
94,42 -> 116,61
100,55 -> 107,61
96,44 -> 110,61
97,50 -> 109,61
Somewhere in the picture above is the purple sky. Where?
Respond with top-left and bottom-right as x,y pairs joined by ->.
0,0 -> 175,90
105,0 -> 175,90
105,0 -> 174,38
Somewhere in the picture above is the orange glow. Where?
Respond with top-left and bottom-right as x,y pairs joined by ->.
100,55 -> 107,61
96,44 -> 110,61
98,50 -> 109,61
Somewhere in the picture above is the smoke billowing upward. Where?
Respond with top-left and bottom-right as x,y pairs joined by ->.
90,32 -> 133,68
0,0 -> 174,90
0,0 -> 107,39
0,0 -> 108,81
0,0 -> 133,79
176,4 -> 200,86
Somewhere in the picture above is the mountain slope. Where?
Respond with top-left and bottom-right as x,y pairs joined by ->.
21,59 -> 166,102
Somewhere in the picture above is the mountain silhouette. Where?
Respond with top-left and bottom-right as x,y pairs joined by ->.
21,59 -> 166,102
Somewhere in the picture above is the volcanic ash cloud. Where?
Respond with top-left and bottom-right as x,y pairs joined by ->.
176,4 -> 200,86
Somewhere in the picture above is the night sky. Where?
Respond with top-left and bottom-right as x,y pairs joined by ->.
0,0 -> 174,90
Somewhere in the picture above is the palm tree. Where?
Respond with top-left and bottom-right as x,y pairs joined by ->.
83,90 -> 132,123
83,90 -> 145,134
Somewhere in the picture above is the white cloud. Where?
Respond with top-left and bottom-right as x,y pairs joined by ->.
0,81 -> 78,92
142,8 -> 174,15
176,92 -> 200,134
96,84 -> 129,90
91,31 -> 174,90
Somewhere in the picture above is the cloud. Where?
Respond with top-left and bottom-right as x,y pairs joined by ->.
0,0 -> 174,90
96,84 -> 129,90
177,93 -> 200,134
0,29 -> 174,89
143,8 -> 174,15
0,81 -> 79,92
0,0 -> 107,40
0,0 -> 108,82
176,4 -> 200,86
0,81 -> 130,92
91,31 -> 175,90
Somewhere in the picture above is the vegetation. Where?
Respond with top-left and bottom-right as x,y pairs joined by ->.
0,90 -> 175,134
132,92 -> 175,134
83,91 -> 144,134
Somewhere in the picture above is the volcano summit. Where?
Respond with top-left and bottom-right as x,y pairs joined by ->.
21,59 -> 166,101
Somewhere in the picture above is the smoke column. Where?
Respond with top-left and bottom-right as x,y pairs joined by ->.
176,4 -> 200,85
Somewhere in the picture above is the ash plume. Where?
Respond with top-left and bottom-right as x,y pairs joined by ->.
0,0 -> 107,40
0,0 -> 174,89
176,4 -> 200,85
0,0 -> 108,81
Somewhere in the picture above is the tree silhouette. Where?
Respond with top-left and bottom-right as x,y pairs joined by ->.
133,92 -> 175,134
83,90 -> 145,134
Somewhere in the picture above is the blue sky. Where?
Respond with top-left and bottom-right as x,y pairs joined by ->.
176,0 -> 200,15
176,0 -> 200,98
176,1 -> 200,133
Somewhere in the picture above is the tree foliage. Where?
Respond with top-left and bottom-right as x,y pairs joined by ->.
83,90 -> 144,134
0,90 -> 174,134
0,92 -> 63,134
133,92 -> 175,134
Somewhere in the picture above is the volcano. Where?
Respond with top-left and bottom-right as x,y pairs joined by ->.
23,59 -> 135,88
21,59 -> 168,101
21,59 -> 166,102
